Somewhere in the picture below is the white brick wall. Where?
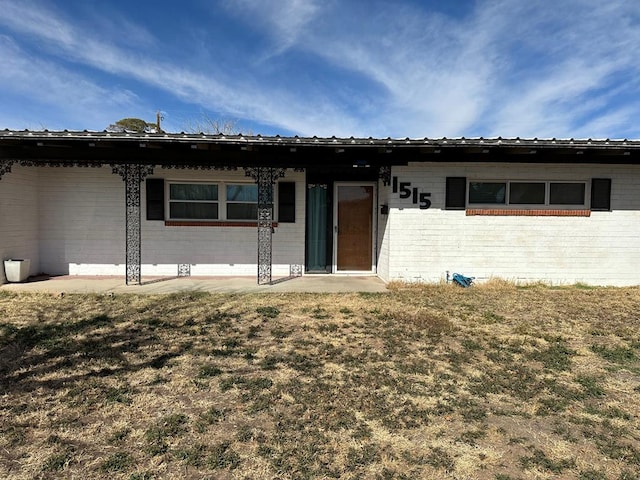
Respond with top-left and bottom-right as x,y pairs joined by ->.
3,161 -> 639,286
34,166 -> 305,278
383,162 -> 640,286
376,180 -> 391,281
0,166 -> 39,284
38,166 -> 125,276
140,168 -> 305,277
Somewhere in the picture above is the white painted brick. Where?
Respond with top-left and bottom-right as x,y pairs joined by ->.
383,163 -> 640,286
0,166 -> 39,283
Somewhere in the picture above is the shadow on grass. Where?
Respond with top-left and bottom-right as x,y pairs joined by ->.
0,313 -> 185,394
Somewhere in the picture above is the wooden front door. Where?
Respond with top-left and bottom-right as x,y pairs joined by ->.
335,184 -> 374,271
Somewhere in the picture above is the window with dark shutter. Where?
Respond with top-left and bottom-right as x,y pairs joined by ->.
146,178 -> 165,220
591,178 -> 611,211
446,177 -> 466,209
278,182 -> 296,222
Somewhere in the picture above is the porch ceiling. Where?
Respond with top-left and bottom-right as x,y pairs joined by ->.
1,130 -> 640,166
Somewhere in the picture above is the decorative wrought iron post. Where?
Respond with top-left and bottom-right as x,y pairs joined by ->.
112,163 -> 154,285
245,167 -> 286,285
0,160 -> 14,180
378,165 -> 391,186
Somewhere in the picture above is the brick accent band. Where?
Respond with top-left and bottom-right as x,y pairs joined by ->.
466,209 -> 591,217
165,221 -> 279,227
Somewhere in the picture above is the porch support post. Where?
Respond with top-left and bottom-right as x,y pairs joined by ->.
111,163 -> 154,285
0,159 -> 14,180
245,167 -> 286,285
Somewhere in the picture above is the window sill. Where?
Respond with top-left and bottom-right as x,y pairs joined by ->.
165,221 -> 279,227
466,209 -> 590,217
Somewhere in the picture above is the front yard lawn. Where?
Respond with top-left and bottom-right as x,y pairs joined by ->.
1,283 -> 639,479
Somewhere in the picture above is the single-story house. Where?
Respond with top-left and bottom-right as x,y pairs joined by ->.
1,130 -> 638,286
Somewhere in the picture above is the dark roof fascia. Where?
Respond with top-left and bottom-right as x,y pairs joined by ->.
1,130 -> 640,166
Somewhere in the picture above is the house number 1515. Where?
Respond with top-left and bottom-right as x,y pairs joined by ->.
392,176 -> 431,209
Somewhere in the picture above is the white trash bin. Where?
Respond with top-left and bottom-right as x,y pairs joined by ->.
3,259 -> 31,283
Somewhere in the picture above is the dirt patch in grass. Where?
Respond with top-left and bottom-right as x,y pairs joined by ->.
0,285 -> 639,479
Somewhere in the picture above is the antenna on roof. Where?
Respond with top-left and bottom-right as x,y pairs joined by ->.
156,111 -> 164,133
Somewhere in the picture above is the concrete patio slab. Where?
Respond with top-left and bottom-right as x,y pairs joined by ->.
0,275 -> 389,294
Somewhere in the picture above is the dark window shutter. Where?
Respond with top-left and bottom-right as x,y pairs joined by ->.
278,182 -> 296,222
146,179 -> 165,220
446,177 -> 466,209
591,178 -> 611,211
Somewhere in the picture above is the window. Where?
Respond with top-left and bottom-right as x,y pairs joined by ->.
226,184 -> 258,220
469,182 -> 506,204
509,182 -> 545,204
549,182 -> 585,205
468,180 -> 587,207
169,183 -> 219,220
166,182 -> 264,221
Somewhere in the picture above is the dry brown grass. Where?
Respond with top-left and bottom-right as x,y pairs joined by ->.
1,284 -> 639,479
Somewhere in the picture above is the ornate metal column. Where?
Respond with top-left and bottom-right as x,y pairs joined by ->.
245,167 -> 286,285
111,163 -> 154,285
0,159 -> 14,180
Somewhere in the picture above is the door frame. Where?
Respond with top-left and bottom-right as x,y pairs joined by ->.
332,181 -> 377,274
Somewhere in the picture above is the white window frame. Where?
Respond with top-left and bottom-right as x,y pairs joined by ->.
166,181 -> 279,222
167,182 -> 220,221
225,183 -> 259,221
468,180 -> 588,208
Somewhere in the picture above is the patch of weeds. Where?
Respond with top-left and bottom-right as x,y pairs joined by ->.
591,344 -> 637,364
351,423 -> 373,440
105,385 -> 134,404
175,444 -> 206,467
144,413 -> 189,456
481,310 -> 506,324
595,437 -> 640,464
236,425 -> 255,442
2,425 -> 26,447
198,364 -> 223,378
585,405 -> 632,420
284,351 -> 321,372
519,448 -> 575,473
100,452 -> 134,473
129,472 -> 155,480
423,447 -> 455,472
345,443 -> 381,470
220,375 -> 273,393
148,373 -> 168,385
247,324 -> 261,338
311,306 -> 331,319
579,469 -> 607,480
340,307 -> 354,316
196,407 -> 225,432
149,353 -> 178,369
256,306 -> 280,318
457,427 -> 487,445
531,338 -> 574,371
207,441 -> 241,470
536,396 -> 571,415
42,451 -> 72,472
259,355 -> 280,370
619,469 -> 639,480
575,375 -> 606,398
270,327 -> 291,338
108,427 -> 131,445
316,322 -> 339,333
461,338 -> 483,351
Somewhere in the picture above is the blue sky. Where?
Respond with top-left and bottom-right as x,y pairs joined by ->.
1,0 -> 640,138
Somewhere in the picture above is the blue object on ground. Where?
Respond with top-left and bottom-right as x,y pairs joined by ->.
452,273 -> 474,288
